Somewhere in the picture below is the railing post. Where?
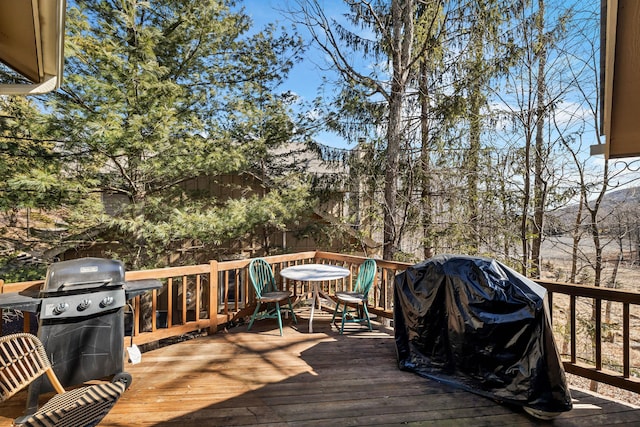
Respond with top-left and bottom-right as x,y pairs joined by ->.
209,260 -> 219,334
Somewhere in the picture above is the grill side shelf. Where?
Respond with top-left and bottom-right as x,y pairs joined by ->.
123,279 -> 162,299
0,293 -> 41,312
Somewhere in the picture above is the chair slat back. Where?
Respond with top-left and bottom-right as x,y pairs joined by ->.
354,259 -> 377,296
0,333 -> 50,402
249,258 -> 277,298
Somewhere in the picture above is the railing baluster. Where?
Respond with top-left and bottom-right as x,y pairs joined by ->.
23,311 -> 31,333
595,299 -> 602,370
151,288 -> 157,331
134,295 -> 141,336
380,267 -> 386,311
242,267 -> 249,309
195,275 -> 201,322
167,277 -> 173,329
624,302 -> 630,378
209,260 -> 219,332
233,270 -> 241,311
182,276 -> 188,325
223,271 -> 229,316
570,295 -> 576,365
244,267 -> 250,307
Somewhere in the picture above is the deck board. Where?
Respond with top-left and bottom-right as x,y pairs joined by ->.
2,311 -> 640,426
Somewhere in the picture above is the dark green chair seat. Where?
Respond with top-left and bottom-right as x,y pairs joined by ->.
331,259 -> 377,334
247,258 -> 297,336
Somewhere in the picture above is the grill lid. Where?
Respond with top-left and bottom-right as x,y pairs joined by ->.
43,257 -> 126,295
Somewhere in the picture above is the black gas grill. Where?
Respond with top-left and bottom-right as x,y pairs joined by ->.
36,259 -> 128,381
0,257 -> 160,414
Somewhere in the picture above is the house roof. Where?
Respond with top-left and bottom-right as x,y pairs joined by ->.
0,0 -> 66,95
600,0 -> 640,158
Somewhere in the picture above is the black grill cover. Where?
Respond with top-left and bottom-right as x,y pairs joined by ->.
394,254 -> 572,414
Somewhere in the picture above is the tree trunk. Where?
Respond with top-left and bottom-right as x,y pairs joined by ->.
383,0 -> 414,261
383,88 -> 401,260
521,133 -> 531,275
531,0 -> 547,279
569,191 -> 585,282
419,60 -> 434,259
467,41 -> 482,254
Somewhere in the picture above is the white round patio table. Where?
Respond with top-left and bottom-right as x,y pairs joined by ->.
280,264 -> 350,333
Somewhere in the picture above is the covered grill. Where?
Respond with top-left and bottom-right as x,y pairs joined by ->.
0,257 -> 160,414
394,255 -> 572,418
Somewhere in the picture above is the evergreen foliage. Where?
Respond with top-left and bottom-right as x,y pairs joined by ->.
0,97 -> 78,217
2,0 -> 311,269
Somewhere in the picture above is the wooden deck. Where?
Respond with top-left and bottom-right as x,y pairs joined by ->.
3,311 -> 640,426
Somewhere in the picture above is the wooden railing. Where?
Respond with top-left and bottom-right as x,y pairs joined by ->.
538,279 -> 640,394
1,251 -> 639,394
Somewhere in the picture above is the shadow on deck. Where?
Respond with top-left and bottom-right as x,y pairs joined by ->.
2,311 -> 639,426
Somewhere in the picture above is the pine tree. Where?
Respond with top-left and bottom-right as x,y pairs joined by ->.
46,0 -> 307,267
1,97 -> 62,216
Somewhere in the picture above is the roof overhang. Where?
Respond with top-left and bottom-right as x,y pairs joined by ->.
599,0 -> 640,158
0,0 -> 66,95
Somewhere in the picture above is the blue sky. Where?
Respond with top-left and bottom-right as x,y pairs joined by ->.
238,0 -> 353,150
235,1 -> 640,194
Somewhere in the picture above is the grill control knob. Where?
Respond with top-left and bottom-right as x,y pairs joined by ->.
100,296 -> 115,308
78,299 -> 92,311
53,303 -> 69,315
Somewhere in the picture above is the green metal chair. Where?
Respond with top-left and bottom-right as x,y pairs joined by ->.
331,258 -> 377,334
247,258 -> 297,336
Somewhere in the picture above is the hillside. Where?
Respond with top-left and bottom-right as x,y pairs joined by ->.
547,186 -> 640,234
